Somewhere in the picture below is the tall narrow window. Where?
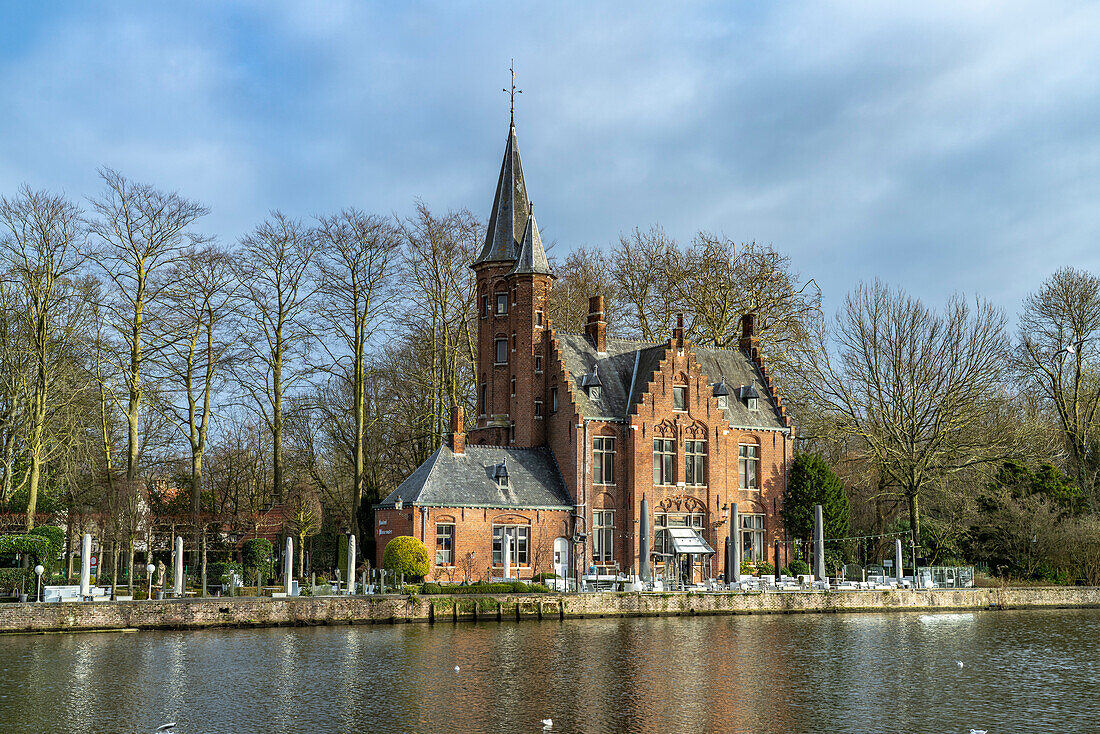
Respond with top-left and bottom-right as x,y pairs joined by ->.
496,293 -> 508,315
550,387 -> 558,413
739,444 -> 760,490
435,523 -> 454,565
481,295 -> 489,318
511,332 -> 517,351
593,437 -> 615,485
479,383 -> 487,416
741,515 -> 765,562
593,510 -> 614,565
509,422 -> 516,443
685,440 -> 706,486
511,376 -> 516,397
534,356 -> 543,373
536,311 -> 544,327
495,339 -> 508,364
534,400 -> 543,418
653,438 -> 675,485
672,385 -> 686,411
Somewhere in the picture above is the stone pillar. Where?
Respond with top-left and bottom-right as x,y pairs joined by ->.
174,536 -> 184,596
813,504 -> 825,581
80,533 -> 92,598
347,535 -> 356,595
730,503 -> 740,584
284,537 -> 294,595
895,538 -> 904,584
639,495 -> 650,582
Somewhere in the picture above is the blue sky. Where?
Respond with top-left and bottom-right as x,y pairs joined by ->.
1,1 -> 1098,319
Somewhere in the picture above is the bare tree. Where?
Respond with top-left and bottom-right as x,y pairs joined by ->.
803,280 -> 1011,542
0,186 -> 89,529
88,168 -> 209,485
236,211 -> 315,503
1016,267 -> 1100,508
399,203 -> 480,446
313,210 -> 401,539
157,245 -> 240,516
612,225 -> 680,341
547,246 -> 618,333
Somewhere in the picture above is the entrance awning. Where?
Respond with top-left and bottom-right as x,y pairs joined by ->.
666,527 -> 715,555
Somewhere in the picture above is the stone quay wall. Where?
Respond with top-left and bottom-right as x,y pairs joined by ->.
2,586 -> 1099,635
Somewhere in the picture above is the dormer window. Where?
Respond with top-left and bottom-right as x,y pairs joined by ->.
580,367 -> 603,403
713,379 -> 731,410
740,385 -> 760,411
493,461 -> 509,489
496,293 -> 508,315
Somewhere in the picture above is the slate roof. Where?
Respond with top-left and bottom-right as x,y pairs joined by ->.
473,122 -> 531,266
375,445 -> 572,510
508,212 -> 553,277
553,332 -> 788,430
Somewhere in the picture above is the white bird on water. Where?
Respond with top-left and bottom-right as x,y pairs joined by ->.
969,729 -> 987,734
542,719 -> 553,729
957,660 -> 964,668
454,665 -> 460,672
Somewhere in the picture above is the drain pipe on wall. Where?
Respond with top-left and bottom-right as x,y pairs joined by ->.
576,419 -> 590,591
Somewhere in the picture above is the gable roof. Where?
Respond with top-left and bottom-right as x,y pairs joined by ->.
375,444 -> 573,510
553,332 -> 788,430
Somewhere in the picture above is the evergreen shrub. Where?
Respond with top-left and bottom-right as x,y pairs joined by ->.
381,536 -> 430,580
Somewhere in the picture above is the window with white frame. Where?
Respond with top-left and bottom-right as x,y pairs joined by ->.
435,523 -> 454,565
534,400 -> 543,418
653,438 -> 675,485
495,338 -> 508,364
741,514 -> 765,562
496,293 -> 508,315
535,356 -> 543,373
492,525 -> 529,565
593,510 -> 614,565
593,437 -> 614,484
739,444 -> 759,489
685,440 -> 706,486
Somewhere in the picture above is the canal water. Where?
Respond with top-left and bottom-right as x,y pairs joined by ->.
1,609 -> 1098,733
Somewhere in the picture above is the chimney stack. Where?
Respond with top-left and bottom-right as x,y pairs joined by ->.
586,295 -> 607,353
672,312 -> 685,345
449,406 -> 465,455
739,313 -> 758,353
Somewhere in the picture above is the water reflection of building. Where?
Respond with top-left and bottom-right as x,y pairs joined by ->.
375,110 -> 792,584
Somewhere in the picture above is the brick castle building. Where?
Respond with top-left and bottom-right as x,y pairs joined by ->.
374,117 -> 792,585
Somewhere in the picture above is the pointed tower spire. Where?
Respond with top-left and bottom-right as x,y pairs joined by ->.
509,206 -> 554,277
474,69 -> 531,267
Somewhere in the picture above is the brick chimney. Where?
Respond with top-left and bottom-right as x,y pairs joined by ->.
672,312 -> 685,346
739,313 -> 758,353
448,406 -> 465,455
586,295 -> 607,353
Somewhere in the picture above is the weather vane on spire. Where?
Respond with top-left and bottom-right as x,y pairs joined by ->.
503,59 -> 522,124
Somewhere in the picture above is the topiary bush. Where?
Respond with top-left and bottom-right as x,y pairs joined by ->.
28,526 -> 64,566
0,535 -> 50,563
381,536 -> 430,581
241,538 -> 275,582
532,572 -> 558,583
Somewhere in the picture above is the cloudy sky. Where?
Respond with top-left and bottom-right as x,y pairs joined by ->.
1,1 -> 1098,319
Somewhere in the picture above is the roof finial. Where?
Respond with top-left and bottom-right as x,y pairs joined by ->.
503,59 -> 522,125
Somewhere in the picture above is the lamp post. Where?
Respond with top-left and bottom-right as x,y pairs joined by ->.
34,565 -> 44,602
147,563 -> 156,600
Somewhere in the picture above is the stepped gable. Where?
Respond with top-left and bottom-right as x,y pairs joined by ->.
553,332 -> 787,429
377,444 -> 572,509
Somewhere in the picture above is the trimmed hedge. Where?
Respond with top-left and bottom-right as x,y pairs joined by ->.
382,536 -> 430,580
242,538 -> 274,581
208,562 -> 244,584
421,581 -> 550,595
783,560 -> 810,576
